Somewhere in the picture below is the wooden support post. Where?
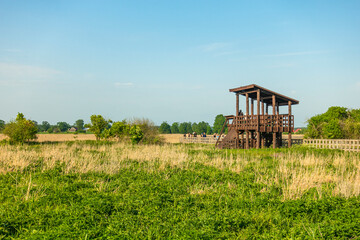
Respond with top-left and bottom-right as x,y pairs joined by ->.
266,104 -> 268,115
272,95 -> 276,149
246,93 -> 249,116
261,101 -> 264,115
277,104 -> 279,115
273,132 -> 276,149
236,93 -> 239,116
251,99 -> 254,116
246,131 -> 249,149
256,90 -> 260,149
288,100 -> 292,148
272,95 -> 276,115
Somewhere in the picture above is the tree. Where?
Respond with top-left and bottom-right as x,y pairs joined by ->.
86,115 -> 111,140
0,120 -> 5,132
179,122 -> 192,134
213,114 -> 227,134
159,122 -> 171,134
322,119 -> 344,139
40,121 -> 51,132
129,125 -> 144,144
57,122 -> 71,132
2,113 -> 38,144
110,121 -> 129,141
171,122 -> 179,134
75,119 -> 84,131
206,125 -> 213,135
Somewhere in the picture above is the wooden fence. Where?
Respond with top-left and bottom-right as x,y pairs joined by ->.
303,139 -> 360,151
180,136 -> 221,144
180,137 -> 360,152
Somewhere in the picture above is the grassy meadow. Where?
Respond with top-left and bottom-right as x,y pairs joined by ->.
0,141 -> 359,239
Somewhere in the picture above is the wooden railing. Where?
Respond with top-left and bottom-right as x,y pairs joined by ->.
303,139 -> 360,151
228,114 -> 294,132
180,136 -> 222,144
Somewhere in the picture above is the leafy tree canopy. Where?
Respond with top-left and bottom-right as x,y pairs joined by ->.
159,122 -> 171,134
171,122 -> 179,134
75,119 -> 84,131
213,114 -> 227,134
305,106 -> 360,139
85,115 -> 112,140
3,113 -> 38,144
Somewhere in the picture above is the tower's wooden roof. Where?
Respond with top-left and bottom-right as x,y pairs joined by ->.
229,84 -> 299,106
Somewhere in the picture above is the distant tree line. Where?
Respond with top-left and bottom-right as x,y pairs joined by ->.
305,106 -> 360,139
158,114 -> 228,134
0,113 -> 162,144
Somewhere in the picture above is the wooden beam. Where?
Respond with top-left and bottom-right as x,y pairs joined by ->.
288,100 -> 292,148
266,104 -> 268,115
236,93 -> 239,116
251,99 -> 254,116
246,93 -> 249,116
272,95 -> 276,115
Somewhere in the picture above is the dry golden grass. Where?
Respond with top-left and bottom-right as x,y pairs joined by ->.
0,142 -> 358,200
0,133 -> 96,142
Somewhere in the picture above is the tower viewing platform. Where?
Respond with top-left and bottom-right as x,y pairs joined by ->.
216,84 -> 299,149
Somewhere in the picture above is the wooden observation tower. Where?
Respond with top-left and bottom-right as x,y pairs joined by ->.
216,84 -> 299,149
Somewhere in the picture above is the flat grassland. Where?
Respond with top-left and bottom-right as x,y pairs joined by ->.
0,141 -> 359,239
0,134 -> 181,143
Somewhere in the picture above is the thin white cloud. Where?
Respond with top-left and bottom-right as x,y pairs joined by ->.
263,51 -> 325,57
114,82 -> 133,87
199,42 -> 230,52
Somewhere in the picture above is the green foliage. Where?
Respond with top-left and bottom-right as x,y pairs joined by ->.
170,122 -> 179,133
2,113 -> 38,143
39,121 -> 51,132
74,119 -> 84,131
323,119 -> 344,139
213,114 -> 227,134
305,107 -> 360,139
179,122 -> 192,134
0,144 -> 359,239
110,121 -> 129,141
128,118 -> 162,144
159,121 -> 171,134
86,115 -> 112,140
129,125 -> 144,144
206,125 -> 213,134
0,119 -> 5,132
57,122 -> 71,132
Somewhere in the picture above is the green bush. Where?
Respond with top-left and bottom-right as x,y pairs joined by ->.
2,113 -> 38,144
305,107 -> 360,139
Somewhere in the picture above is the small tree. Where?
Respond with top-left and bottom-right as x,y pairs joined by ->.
0,120 -> 5,132
159,122 -> 171,134
213,114 -> 227,134
110,121 -> 129,141
129,125 -> 144,144
3,113 -> 38,144
86,115 -> 111,140
75,119 -> 85,132
57,122 -> 71,132
171,122 -> 179,134
40,121 -> 51,132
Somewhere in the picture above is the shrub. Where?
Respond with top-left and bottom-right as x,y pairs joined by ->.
86,115 -> 112,140
2,113 -> 38,144
127,118 -> 163,144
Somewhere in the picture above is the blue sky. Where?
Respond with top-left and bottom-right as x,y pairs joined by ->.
0,1 -> 359,127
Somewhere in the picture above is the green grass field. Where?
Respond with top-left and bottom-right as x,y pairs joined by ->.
0,141 -> 359,239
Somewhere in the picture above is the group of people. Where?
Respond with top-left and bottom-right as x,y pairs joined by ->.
183,133 -> 223,139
